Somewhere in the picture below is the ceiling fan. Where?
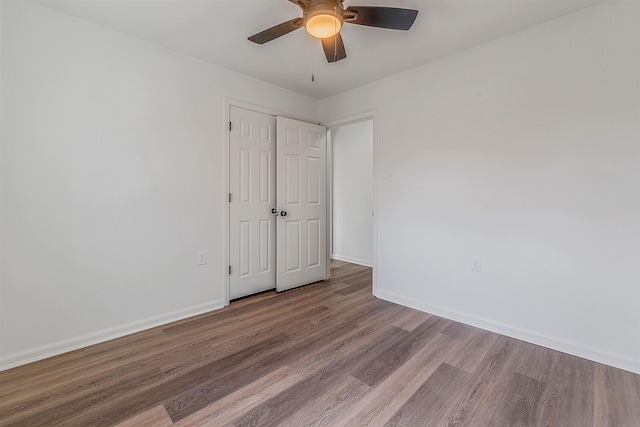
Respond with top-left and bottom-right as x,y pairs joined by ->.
248,0 -> 418,63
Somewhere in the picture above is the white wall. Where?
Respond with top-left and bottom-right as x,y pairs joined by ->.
320,2 -> 640,374
331,120 -> 373,266
0,0 -> 318,370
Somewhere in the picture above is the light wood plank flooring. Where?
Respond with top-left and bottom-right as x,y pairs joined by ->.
1,260 -> 639,426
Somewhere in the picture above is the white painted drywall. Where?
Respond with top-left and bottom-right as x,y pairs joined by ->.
0,0 -> 318,369
320,2 -> 640,373
331,120 -> 373,266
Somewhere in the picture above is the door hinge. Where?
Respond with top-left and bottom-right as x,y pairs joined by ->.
229,121 -> 232,131
228,265 -> 231,275
229,193 -> 232,203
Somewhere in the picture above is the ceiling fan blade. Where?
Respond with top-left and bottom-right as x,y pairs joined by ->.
321,32 -> 347,63
248,18 -> 303,44
345,6 -> 418,30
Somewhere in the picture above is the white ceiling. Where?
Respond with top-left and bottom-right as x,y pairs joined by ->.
32,0 -> 604,99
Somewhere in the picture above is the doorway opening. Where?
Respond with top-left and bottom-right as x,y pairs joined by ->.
329,119 -> 374,266
326,111 -> 377,294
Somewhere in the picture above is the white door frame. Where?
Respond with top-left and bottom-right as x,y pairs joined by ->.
223,98 -> 324,306
324,110 -> 379,296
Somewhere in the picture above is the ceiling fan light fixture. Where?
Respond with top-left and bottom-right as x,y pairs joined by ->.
303,2 -> 344,39
305,14 -> 342,39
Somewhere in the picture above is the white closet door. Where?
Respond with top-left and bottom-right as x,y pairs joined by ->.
229,106 -> 276,299
276,116 -> 327,292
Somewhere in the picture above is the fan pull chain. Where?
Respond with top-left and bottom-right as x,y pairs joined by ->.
311,35 -> 315,82
334,6 -> 338,62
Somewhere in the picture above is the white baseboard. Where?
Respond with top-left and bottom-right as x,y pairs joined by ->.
331,254 -> 372,268
0,299 -> 225,372
375,289 -> 640,375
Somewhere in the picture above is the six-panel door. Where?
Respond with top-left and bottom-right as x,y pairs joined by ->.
229,107 -> 277,299
276,116 -> 327,292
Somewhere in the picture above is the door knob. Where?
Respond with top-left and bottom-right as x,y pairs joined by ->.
271,208 -> 279,216
280,211 -> 288,217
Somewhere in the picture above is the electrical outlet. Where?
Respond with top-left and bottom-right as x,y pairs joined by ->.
197,251 -> 207,265
471,257 -> 481,272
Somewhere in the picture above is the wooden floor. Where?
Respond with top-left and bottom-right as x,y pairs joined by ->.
1,260 -> 639,427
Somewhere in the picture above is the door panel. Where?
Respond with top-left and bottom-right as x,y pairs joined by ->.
286,220 -> 301,272
259,152 -> 271,203
259,219 -> 271,273
286,154 -> 301,204
307,156 -> 320,204
229,107 -> 276,299
276,116 -> 327,292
